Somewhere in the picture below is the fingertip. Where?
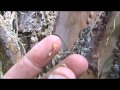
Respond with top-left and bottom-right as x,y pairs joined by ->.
26,35 -> 62,67
47,35 -> 62,48
65,54 -> 88,77
41,54 -> 88,79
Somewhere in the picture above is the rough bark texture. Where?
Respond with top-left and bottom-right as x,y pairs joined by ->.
0,18 -> 22,74
0,11 -> 120,79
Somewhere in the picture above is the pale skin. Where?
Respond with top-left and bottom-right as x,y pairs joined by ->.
3,35 -> 88,79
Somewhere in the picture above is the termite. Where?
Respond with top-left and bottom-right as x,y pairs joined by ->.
48,43 -> 57,57
61,64 -> 67,67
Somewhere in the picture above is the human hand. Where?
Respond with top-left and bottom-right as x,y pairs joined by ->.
2,35 -> 88,79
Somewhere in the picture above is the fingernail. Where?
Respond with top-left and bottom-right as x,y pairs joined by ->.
48,74 -> 66,79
